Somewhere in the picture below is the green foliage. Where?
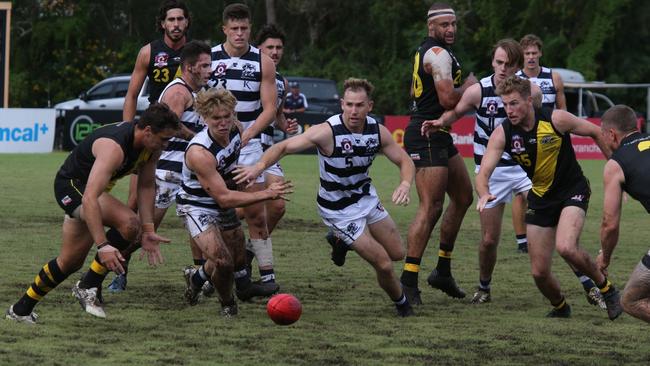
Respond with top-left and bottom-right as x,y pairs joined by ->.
7,0 -> 650,115
2,154 -> 650,365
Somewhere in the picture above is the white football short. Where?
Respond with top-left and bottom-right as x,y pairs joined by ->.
264,162 -> 284,177
176,205 -> 241,238
320,196 -> 389,246
238,140 -> 265,184
476,165 -> 531,209
155,173 -> 182,209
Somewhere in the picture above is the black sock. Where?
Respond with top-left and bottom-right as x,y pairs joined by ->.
400,256 -> 421,287
13,258 -> 70,316
436,242 -> 454,277
193,258 -> 206,266
573,270 -> 596,291
260,269 -> 275,283
234,267 -> 251,289
191,265 -> 209,288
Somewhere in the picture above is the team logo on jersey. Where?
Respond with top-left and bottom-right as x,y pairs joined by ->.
539,80 -> 552,92
214,62 -> 227,77
341,138 -> 354,154
511,134 -> 526,154
365,137 -> 379,154
570,194 -> 585,202
345,222 -> 360,236
241,63 -> 256,79
486,99 -> 499,116
410,153 -> 420,161
540,135 -> 554,145
154,52 -> 169,67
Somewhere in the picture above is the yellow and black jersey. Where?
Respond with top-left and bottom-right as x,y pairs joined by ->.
57,122 -> 152,191
502,108 -> 585,206
147,39 -> 183,103
611,132 -> 650,212
409,37 -> 462,124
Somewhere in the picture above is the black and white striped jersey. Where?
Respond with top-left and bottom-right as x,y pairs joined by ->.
155,78 -> 204,182
176,128 -> 241,210
475,75 -> 517,167
316,114 -> 381,216
516,67 -> 557,109
208,44 -> 262,152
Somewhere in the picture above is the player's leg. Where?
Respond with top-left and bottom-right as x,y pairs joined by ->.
621,253 -> 650,323
472,203 -> 505,304
353,228 -> 413,317
219,209 -> 279,302
401,165 -> 447,304
265,169 -> 286,235
555,205 -> 621,319
8,215 -> 94,322
428,152 -> 472,299
527,223 -> 570,317
400,127 -> 451,304
511,193 -> 528,253
73,193 -> 140,317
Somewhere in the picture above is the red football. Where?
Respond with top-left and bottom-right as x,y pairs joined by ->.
267,293 -> 302,325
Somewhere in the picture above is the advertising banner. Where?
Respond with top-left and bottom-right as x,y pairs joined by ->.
62,109 -> 124,150
0,108 -> 56,153
384,115 -> 625,160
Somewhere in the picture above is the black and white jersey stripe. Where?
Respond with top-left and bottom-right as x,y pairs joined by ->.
516,67 -> 557,109
155,78 -> 204,179
261,72 -> 287,151
208,44 -> 262,136
176,128 -> 241,209
317,114 -> 381,214
474,75 -> 517,167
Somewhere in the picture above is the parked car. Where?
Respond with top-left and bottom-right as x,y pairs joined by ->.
285,76 -> 341,114
554,68 -> 615,117
53,74 -> 149,117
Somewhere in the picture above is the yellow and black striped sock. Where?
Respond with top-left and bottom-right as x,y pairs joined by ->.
552,297 -> 567,310
13,258 -> 70,316
400,257 -> 421,287
597,278 -> 613,294
436,242 -> 454,276
79,256 -> 109,289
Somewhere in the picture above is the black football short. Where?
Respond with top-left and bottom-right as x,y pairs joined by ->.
403,118 -> 458,168
54,173 -> 85,217
525,178 -> 591,227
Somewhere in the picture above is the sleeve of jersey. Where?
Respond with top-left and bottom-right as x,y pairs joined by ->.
423,47 -> 453,82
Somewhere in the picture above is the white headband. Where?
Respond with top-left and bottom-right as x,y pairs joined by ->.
427,8 -> 455,20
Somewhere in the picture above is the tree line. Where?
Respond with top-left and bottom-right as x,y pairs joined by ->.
9,0 -> 650,115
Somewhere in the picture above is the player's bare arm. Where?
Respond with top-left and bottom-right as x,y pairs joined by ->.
136,150 -> 170,266
379,125 -> 415,206
552,109 -> 612,158
161,85 -> 196,140
241,53 -> 277,146
234,122 -> 329,185
424,47 -> 477,109
597,159 -> 625,274
83,138 -> 127,273
475,125 -> 506,211
553,71 -> 567,110
123,44 -> 151,121
188,146 -> 292,207
421,82 -> 481,136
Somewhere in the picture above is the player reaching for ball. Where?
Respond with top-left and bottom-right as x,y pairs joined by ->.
235,78 -> 416,317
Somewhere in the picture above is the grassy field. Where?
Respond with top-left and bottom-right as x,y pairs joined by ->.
1,152 -> 649,365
